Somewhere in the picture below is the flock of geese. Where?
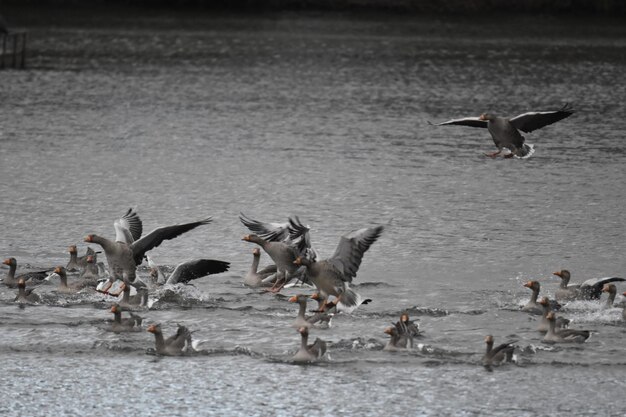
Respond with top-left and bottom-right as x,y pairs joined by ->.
3,204 -> 626,367
4,104 -> 624,367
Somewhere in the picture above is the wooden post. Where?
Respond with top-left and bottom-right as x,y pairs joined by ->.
20,32 -> 26,69
1,34 -> 6,69
12,32 -> 18,68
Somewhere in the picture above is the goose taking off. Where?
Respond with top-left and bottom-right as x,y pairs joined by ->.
432,104 -> 574,158
294,225 -> 384,313
84,208 -> 211,283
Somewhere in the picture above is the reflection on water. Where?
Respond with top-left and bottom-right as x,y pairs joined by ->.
1,9 -> 626,416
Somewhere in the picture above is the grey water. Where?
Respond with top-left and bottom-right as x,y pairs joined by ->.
1,8 -> 626,416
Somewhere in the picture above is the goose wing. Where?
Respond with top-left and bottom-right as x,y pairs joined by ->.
328,225 -> 384,282
130,217 -> 212,265
509,104 -> 575,133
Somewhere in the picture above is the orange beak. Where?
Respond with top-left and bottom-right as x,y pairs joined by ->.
288,296 -> 298,303
523,281 -> 532,288
2,259 -> 10,265
384,327 -> 393,335
293,257 -> 302,266
147,324 -> 156,333
54,266 -> 62,274
110,305 -> 118,313
553,271 -> 562,277
84,235 -> 92,242
242,235 -> 250,241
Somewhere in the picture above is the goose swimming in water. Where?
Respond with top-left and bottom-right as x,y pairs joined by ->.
553,270 -> 625,301
14,278 -> 40,304
482,335 -> 516,368
601,284 -> 617,309
147,323 -> 195,356
109,304 -> 143,332
432,104 -> 574,157
292,326 -> 327,362
543,312 -> 591,344
66,246 -> 97,272
2,258 -> 49,288
537,297 -> 569,333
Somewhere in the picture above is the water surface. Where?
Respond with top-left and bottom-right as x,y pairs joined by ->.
1,10 -> 626,416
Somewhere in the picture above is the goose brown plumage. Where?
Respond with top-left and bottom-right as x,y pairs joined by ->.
109,304 -> 142,332
14,278 -> 40,304
147,323 -> 194,356
537,297 -> 569,333
433,104 -> 574,158
553,269 -> 625,301
2,258 -> 49,288
242,234 -> 301,292
482,335 -> 516,368
293,225 -> 384,313
66,245 -> 97,272
292,326 -> 327,362
543,312 -> 590,344
85,209 -> 212,283
50,266 -> 88,293
244,248 -> 276,288
601,284 -> 617,309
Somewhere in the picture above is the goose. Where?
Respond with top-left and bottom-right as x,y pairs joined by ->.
432,104 -> 574,157
553,270 -> 625,301
482,335 -> 516,368
601,284 -> 617,309
537,297 -> 569,333
109,304 -> 142,332
242,234 -> 302,292
292,326 -> 327,362
294,225 -> 384,313
521,281 -> 544,315
84,208 -> 211,284
2,258 -> 49,288
47,266 -> 88,293
66,246 -> 97,272
543,312 -> 591,344
147,323 -> 195,356
244,248 -> 276,288
384,313 -> 420,351
14,278 -> 40,304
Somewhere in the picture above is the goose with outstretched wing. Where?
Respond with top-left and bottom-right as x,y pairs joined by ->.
85,208 -> 211,283
432,104 -> 574,158
294,225 -> 384,313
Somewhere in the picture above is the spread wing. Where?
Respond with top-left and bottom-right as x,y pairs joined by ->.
431,117 -> 488,128
114,208 -> 143,243
130,217 -> 212,265
288,216 -> 318,260
328,225 -> 384,282
509,103 -> 575,133
167,259 -> 230,284
239,212 -> 290,242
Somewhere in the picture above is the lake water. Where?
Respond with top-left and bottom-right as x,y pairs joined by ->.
1,8 -> 626,416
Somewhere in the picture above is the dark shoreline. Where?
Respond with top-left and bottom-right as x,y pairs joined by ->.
3,0 -> 626,15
